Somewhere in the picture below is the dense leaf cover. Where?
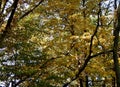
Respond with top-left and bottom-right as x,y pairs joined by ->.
0,0 -> 120,87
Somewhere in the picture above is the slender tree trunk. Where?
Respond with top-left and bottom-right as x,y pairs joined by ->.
79,79 -> 83,87
85,75 -> 89,87
113,1 -> 120,87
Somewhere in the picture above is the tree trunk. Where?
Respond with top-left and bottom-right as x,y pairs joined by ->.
113,1 -> 120,87
79,79 -> 83,87
85,75 -> 89,87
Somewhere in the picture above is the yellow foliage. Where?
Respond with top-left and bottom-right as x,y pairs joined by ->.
80,32 -> 91,41
70,35 -> 79,40
0,0 -> 116,85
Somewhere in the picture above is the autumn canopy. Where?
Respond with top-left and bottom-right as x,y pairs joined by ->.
0,0 -> 120,87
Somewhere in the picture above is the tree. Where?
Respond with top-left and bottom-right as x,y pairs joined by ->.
113,0 -> 120,86
38,0 -> 114,86
0,0 -> 44,45
0,0 -> 47,86
1,0 -> 120,87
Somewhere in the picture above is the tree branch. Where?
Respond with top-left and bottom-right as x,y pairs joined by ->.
63,1 -> 103,87
1,0 -> 9,14
18,0 -> 44,20
0,0 -> 8,27
88,1 -> 101,57
63,49 -> 113,87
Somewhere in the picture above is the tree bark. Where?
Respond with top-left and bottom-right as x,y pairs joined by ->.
79,79 -> 83,87
113,1 -> 120,87
85,75 -> 89,87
